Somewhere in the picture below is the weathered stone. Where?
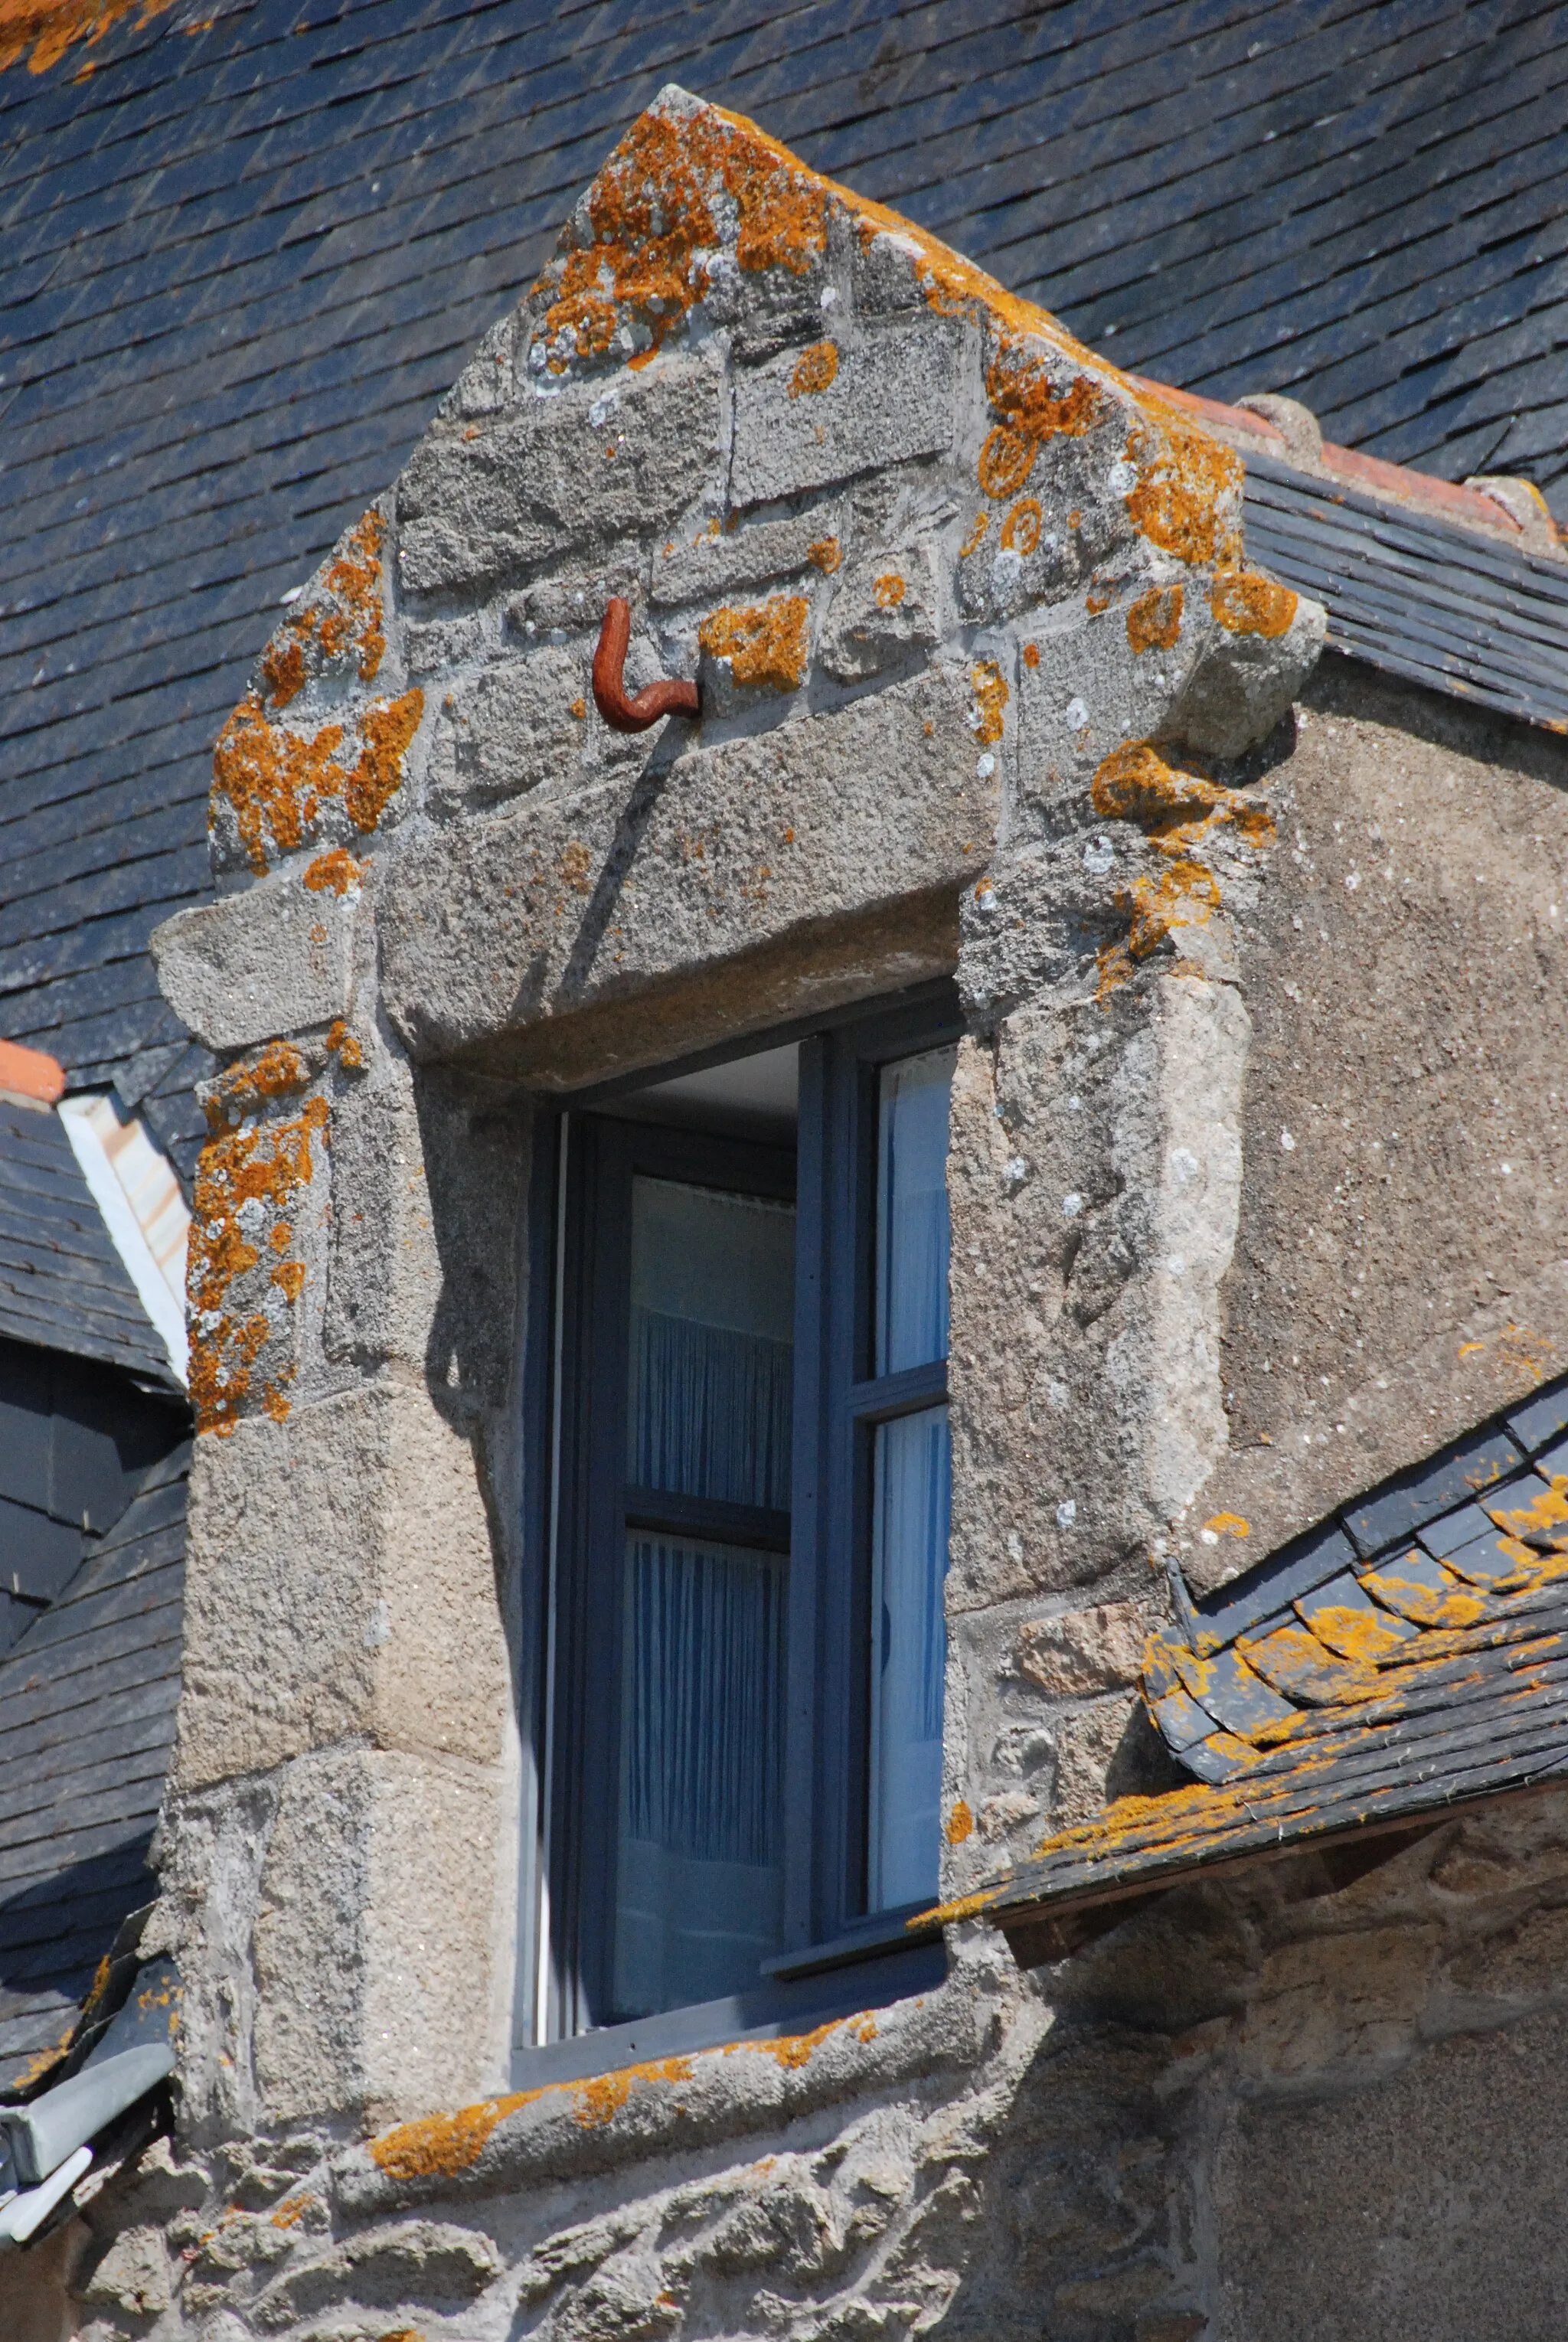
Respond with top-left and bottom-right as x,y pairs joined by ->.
396,352 -> 723,596
175,1379 -> 510,1787
426,643 -> 586,812
152,867 -> 360,1053
378,663 -> 996,1064
651,507 -> 839,606
252,1746 -> 511,2124
77,2225 -> 173,2317
730,322 -> 961,507
1015,1601 -> 1151,1695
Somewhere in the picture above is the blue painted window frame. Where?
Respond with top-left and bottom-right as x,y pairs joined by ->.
515,981 -> 962,2078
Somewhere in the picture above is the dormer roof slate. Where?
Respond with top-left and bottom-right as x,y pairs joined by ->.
954,1377 -> 1568,1965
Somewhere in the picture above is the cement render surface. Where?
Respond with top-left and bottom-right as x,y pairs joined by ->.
64,79 -> 1568,2342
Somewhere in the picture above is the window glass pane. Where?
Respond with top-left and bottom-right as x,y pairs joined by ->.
612,1536 -> 786,2017
629,1178 -> 795,1508
867,1403 -> 951,1911
875,1047 -> 956,1376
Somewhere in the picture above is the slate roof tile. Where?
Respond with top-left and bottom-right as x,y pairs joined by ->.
960,1368 -> 1568,1958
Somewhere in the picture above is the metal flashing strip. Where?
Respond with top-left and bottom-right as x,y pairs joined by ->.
1242,452 -> 1568,735
57,1097 -> 188,1386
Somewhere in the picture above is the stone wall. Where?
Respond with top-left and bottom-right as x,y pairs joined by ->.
54,1789 -> 1568,2339
43,75 -> 1563,2342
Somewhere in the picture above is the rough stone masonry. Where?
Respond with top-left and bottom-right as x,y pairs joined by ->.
37,83 -> 1568,2342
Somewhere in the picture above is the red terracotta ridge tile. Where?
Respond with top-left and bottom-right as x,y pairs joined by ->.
0,1038 -> 66,1103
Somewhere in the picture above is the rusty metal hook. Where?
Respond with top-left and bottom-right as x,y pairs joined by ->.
592,598 -> 701,733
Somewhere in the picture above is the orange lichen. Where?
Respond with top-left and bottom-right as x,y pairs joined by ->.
260,513 -> 387,714
1022,642 -> 1040,669
874,573 -> 906,607
302,848 -> 364,897
699,596 -> 808,692
1,0 -> 173,76
570,696 -> 587,720
1485,1482 -> 1568,1540
203,1041 -> 309,1130
535,103 -> 828,371
1123,411 -> 1243,567
371,2092 -> 544,2181
188,1087 -> 328,1436
1356,1557 -> 1487,1630
1085,584 -> 1112,616
1125,583 -> 1184,655
345,691 -> 423,833
789,340 -> 839,397
1090,741 -> 1272,851
270,2194 -> 311,2233
1001,498 -> 1042,555
1090,742 -> 1272,999
985,345 -> 1102,450
1210,567 -> 1297,639
212,686 -> 422,874
575,2056 -> 694,2128
326,1017 -> 364,1071
808,537 -> 842,573
977,425 -> 1035,501
970,661 -> 1008,746
1204,1512 -> 1250,1538
945,1799 -> 974,1844
959,512 -> 989,558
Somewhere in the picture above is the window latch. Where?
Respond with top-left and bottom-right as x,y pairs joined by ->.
592,597 -> 701,732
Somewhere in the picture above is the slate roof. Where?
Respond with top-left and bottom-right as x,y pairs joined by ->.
5,0 -> 1568,1156
959,1377 -> 1568,1963
0,1439 -> 187,2095
0,1096 -> 179,1386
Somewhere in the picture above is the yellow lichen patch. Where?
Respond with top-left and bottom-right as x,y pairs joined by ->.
699,596 -> 809,692
574,2057 -> 694,2128
1122,410 -> 1243,567
977,424 -> 1034,501
260,512 -> 387,711
212,686 -> 423,874
1204,1512 -> 1250,1538
1357,1557 -> 1487,1631
789,340 -> 839,397
874,573 -> 906,607
1306,1604 -> 1419,1666
945,1799 -> 974,1844
302,849 -> 364,897
0,0 -> 174,76
371,2092 -> 544,2181
1125,583 -> 1184,655
808,537 -> 841,573
1210,567 -> 1298,639
970,661 -> 1008,747
1485,1482 -> 1568,1540
1001,498 -> 1042,555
